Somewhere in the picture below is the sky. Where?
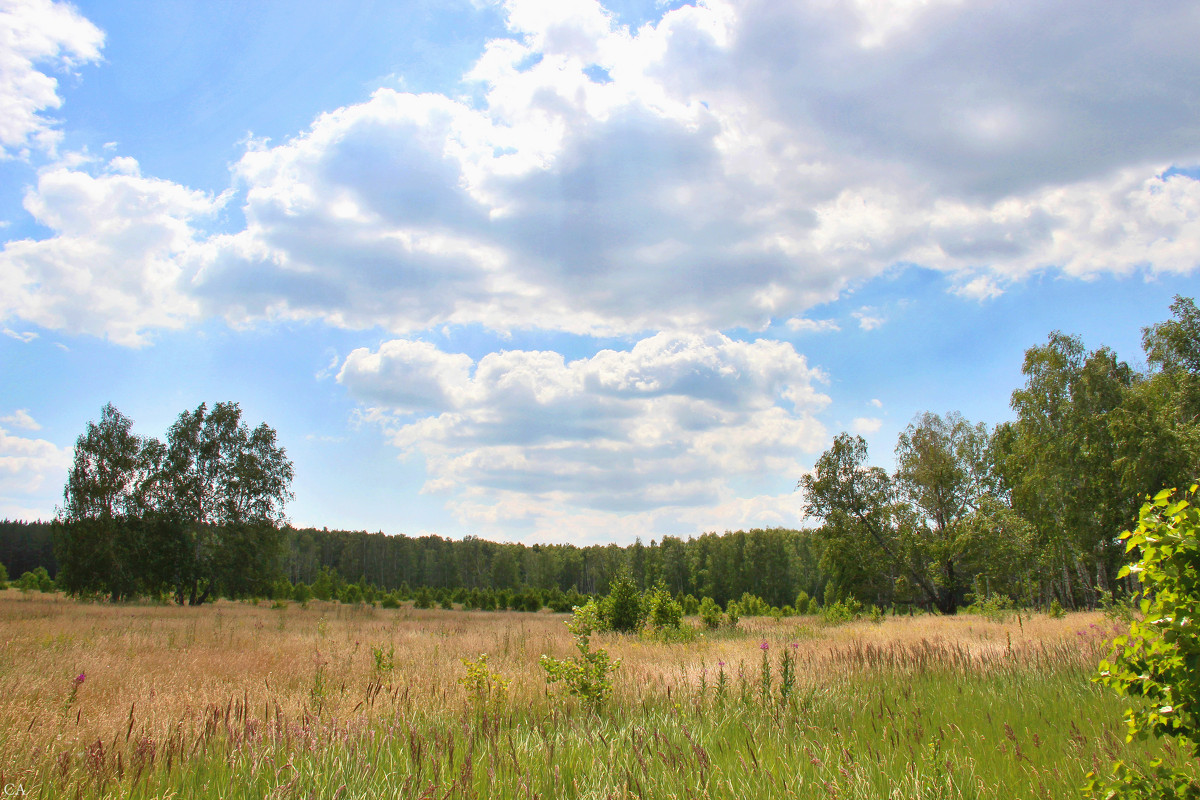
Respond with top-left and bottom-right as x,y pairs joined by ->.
1,0 -> 1198,545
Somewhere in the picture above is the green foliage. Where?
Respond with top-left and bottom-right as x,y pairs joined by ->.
0,560 -> 8,589
371,644 -> 395,675
291,582 -> 313,604
645,583 -> 683,631
1047,599 -> 1065,619
539,601 -> 620,710
699,596 -> 723,630
1097,588 -> 1138,625
681,593 -> 700,615
819,596 -> 864,626
733,592 -> 771,617
379,592 -> 400,609
601,570 -> 645,633
54,402 -> 293,605
458,653 -> 511,720
795,591 -> 810,614
413,587 -> 433,609
965,583 -> 1017,623
17,566 -> 54,594
1088,486 -> 1200,798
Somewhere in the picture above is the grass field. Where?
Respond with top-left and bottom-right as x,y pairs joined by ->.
0,592 -> 1188,799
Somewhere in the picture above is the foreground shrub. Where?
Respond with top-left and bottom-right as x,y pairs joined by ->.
540,601 -> 620,709
1087,486 -> 1200,799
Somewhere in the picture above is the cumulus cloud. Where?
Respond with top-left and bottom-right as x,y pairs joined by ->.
5,0 -> 1200,342
0,416 -> 71,517
176,0 -> 1200,339
1,408 -> 40,430
0,0 -> 103,158
786,317 -> 840,334
339,331 -> 828,537
851,416 -> 883,435
0,157 -> 222,345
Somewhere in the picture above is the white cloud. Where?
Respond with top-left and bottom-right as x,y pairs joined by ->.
0,420 -> 71,512
869,398 -> 883,409
4,0 -> 1200,345
339,331 -> 828,537
0,408 -> 39,430
0,0 -> 103,158
786,317 -> 840,334
851,416 -> 883,435
852,307 -> 885,331
0,158 -> 222,345
2,327 -> 36,342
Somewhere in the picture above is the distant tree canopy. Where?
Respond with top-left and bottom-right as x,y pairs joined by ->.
54,402 -> 293,604
801,295 -> 1200,612
20,297 -> 1199,613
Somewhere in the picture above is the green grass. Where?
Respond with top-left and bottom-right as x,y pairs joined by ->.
18,634 -> 1187,799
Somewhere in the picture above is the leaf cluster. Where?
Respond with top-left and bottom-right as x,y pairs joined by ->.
1090,486 -> 1200,798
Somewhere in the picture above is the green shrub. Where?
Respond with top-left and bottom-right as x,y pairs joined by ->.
291,582 -> 313,604
1047,599 -> 1066,618
540,601 -> 620,710
459,653 -> 511,719
699,596 -> 723,630
646,583 -> 683,631
795,591 -> 810,615
380,592 -> 401,609
18,567 -> 54,594
601,571 -> 645,633
681,593 -> 700,616
966,593 -> 1016,623
413,587 -> 433,609
1087,486 -> 1200,799
0,560 -> 8,590
819,597 -> 864,626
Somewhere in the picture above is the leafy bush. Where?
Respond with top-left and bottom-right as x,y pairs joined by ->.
818,597 -> 864,625
17,567 -> 54,594
601,571 -> 645,633
1087,486 -> 1200,799
1097,588 -> 1138,625
459,653 -> 511,719
380,592 -> 401,609
681,593 -> 700,615
0,561 -> 8,590
540,601 -> 620,710
966,593 -> 1016,623
646,583 -> 683,631
734,592 -> 772,617
413,587 -> 433,609
291,582 -> 313,604
795,591 -> 811,615
699,596 -> 723,630
1047,599 -> 1066,618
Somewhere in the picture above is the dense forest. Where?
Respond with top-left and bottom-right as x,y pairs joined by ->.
5,296 -> 1197,612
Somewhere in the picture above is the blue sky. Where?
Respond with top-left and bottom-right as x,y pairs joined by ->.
1,0 -> 1197,544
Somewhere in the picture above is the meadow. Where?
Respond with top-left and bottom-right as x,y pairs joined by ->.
0,592 -> 1187,799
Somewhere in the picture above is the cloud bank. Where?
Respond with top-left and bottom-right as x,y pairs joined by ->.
5,0 -> 1199,344
338,331 -> 827,539
0,0 -> 103,158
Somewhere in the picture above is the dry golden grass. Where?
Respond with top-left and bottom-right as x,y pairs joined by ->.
0,588 -> 1114,783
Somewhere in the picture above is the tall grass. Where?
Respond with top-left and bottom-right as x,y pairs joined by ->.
0,592 -> 1187,798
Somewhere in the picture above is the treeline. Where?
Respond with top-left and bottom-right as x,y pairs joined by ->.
18,296 -> 1200,613
5,520 -> 824,608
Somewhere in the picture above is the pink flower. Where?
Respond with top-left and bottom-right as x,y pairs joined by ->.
74,672 -> 86,685
760,641 -> 769,651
